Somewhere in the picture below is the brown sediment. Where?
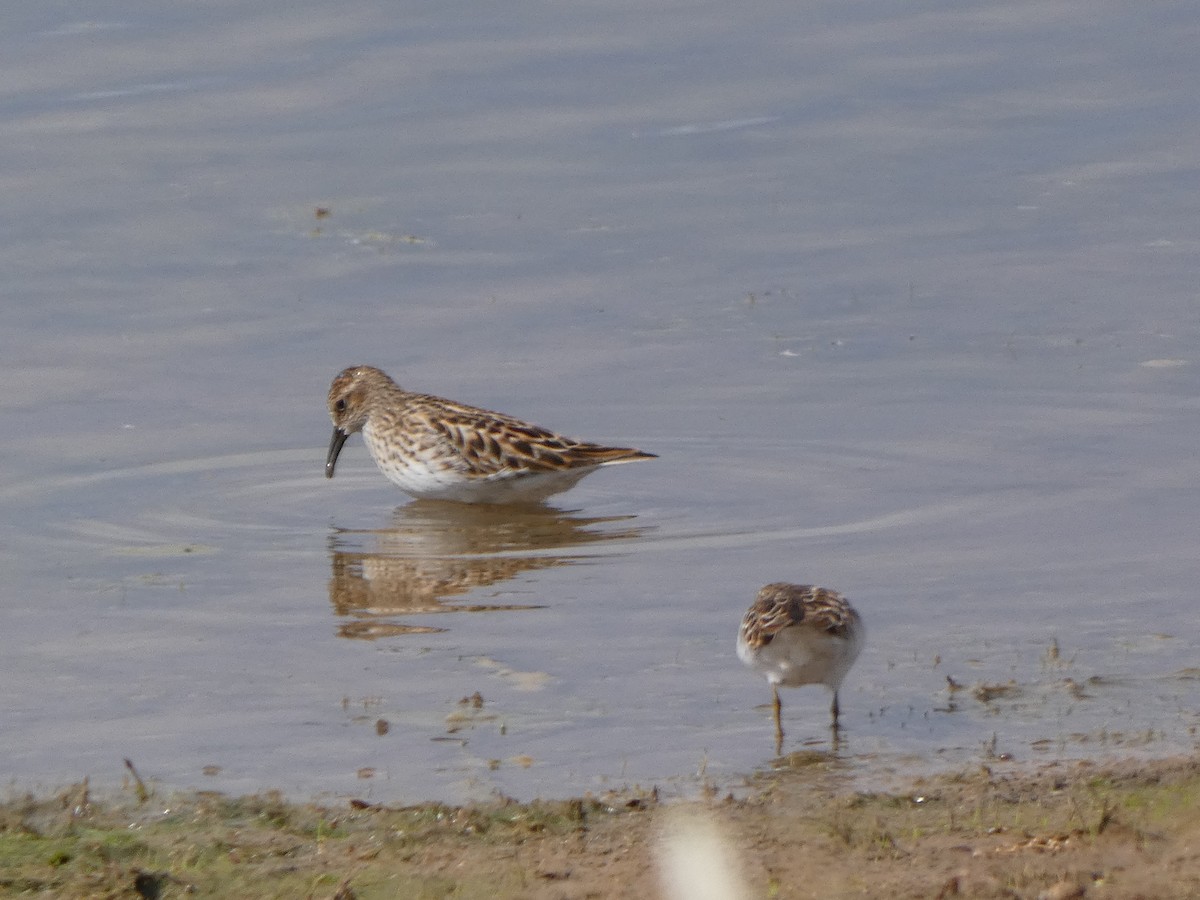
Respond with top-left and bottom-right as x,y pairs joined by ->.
4,754 -> 1200,898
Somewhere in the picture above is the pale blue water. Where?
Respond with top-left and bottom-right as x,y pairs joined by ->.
1,1 -> 1198,803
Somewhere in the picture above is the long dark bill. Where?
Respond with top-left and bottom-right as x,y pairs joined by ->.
326,428 -> 349,478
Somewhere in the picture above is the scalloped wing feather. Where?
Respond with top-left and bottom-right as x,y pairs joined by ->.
740,583 -> 857,650
412,395 -> 652,476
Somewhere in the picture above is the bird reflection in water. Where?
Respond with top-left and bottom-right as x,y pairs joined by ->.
328,501 -> 650,640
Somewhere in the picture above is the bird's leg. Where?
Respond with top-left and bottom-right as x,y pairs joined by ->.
772,684 -> 784,756
829,690 -> 843,750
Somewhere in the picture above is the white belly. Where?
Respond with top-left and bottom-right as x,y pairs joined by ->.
737,623 -> 863,690
375,452 -> 596,504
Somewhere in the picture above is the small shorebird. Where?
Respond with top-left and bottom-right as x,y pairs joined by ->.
736,582 -> 864,753
325,365 -> 656,504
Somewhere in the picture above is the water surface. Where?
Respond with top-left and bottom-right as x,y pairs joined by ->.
2,1 -> 1198,803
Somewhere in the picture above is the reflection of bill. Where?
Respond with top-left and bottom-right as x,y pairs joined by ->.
327,501 -> 650,640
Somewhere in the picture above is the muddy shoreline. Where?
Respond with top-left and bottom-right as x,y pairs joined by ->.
4,752 -> 1200,898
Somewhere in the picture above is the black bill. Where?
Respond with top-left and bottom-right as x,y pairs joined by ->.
326,427 -> 349,478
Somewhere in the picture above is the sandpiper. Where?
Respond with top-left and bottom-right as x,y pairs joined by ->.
736,582 -> 864,753
325,365 -> 656,504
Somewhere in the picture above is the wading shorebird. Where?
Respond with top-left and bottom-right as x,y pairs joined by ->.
325,365 -> 656,504
736,582 -> 864,754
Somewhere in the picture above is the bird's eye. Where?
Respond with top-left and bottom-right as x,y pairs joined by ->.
335,398 -> 346,413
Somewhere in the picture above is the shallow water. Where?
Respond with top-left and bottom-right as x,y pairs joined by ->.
2,2 -> 1198,803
